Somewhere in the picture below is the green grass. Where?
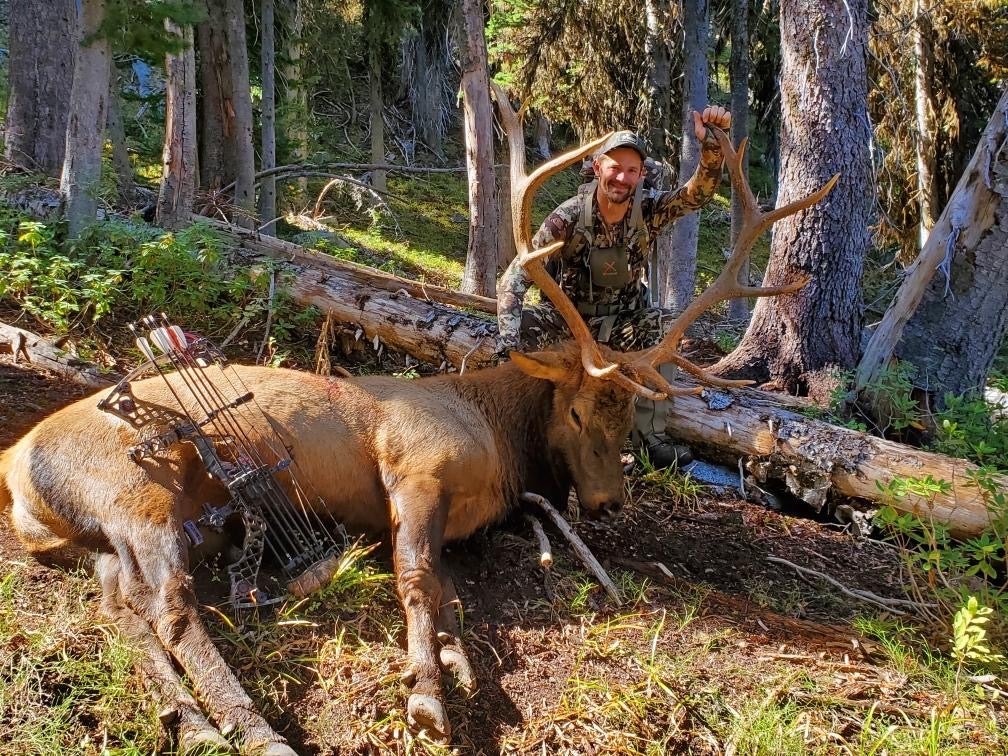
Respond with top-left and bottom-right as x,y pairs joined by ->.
0,569 -> 162,754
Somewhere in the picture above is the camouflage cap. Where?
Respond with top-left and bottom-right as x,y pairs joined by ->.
597,130 -> 648,161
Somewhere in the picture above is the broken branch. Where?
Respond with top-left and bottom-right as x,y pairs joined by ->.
524,513 -> 553,569
521,492 -> 623,605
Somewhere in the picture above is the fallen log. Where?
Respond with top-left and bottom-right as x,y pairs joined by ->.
196,215 -> 498,315
661,388 -> 1003,539
0,321 -> 118,388
197,217 -> 1001,537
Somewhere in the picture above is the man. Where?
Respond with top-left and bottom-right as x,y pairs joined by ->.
496,107 -> 731,467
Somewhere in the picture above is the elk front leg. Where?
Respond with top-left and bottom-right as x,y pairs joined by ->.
390,478 -> 452,741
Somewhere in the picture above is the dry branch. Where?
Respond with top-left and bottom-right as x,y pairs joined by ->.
521,492 -> 624,605
197,215 -> 497,315
525,513 -> 554,569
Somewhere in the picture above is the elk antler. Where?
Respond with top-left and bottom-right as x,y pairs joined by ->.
492,82 -> 628,383
617,127 -> 840,398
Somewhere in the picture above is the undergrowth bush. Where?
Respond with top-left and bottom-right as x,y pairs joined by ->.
819,364 -> 1008,683
0,208 -> 318,362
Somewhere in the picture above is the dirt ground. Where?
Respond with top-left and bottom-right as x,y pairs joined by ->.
0,354 -> 1003,755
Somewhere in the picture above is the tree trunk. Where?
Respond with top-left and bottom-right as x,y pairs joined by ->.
535,114 -> 552,159
60,0 -> 110,238
872,87 -> 1008,401
912,0 -> 938,248
660,0 -> 708,311
106,72 -> 136,206
457,0 -> 499,297
368,49 -> 387,195
726,0 -> 751,322
644,0 -> 675,163
224,0 -> 256,225
711,0 -> 871,398
259,0 -> 278,235
405,8 -> 452,158
196,0 -> 235,191
156,20 -> 198,230
4,0 -> 76,176
280,0 -> 308,201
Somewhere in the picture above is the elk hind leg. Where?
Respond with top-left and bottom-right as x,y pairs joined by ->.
111,509 -> 296,756
435,568 -> 476,695
95,553 -> 233,754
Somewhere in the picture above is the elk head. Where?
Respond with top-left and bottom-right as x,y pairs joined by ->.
492,84 -> 838,517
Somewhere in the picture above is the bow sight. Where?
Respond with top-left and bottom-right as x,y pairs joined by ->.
98,313 -> 347,610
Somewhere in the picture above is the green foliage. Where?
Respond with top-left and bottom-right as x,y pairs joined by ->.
103,0 -> 207,61
0,210 -> 317,360
874,470 -> 1007,675
952,596 -> 1004,670
863,361 -> 924,434
0,219 -> 124,330
488,0 -> 659,139
932,393 -> 1008,471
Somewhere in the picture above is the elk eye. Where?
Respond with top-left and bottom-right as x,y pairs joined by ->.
569,407 -> 584,432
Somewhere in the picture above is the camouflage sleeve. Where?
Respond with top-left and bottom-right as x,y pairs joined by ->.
496,209 -> 575,355
648,132 -> 725,232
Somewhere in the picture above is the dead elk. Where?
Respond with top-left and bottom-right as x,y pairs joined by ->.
0,104 -> 835,750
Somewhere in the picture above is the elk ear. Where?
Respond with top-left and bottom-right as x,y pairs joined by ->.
510,351 -> 573,383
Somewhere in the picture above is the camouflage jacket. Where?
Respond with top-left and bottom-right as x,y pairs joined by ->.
497,134 -> 725,352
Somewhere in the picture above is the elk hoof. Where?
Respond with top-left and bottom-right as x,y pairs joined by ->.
407,692 -> 451,743
439,646 -> 477,695
180,726 -> 233,754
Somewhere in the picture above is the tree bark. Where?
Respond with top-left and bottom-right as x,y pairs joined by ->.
912,0 -> 938,248
60,0 -> 111,238
644,0 -> 675,163
405,6 -> 452,158
535,114 -> 552,159
259,0 -> 278,235
726,0 -> 751,322
711,0 -> 871,398
156,20 -> 198,230
196,0 -> 235,191
885,87 -> 1008,400
457,0 -> 499,297
106,72 -> 136,206
4,0 -> 76,176
660,0 -> 708,311
280,0 -> 308,201
224,0 -> 256,224
368,48 -> 387,195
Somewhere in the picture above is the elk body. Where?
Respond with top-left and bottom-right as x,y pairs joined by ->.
0,347 -> 635,751
0,89 -> 836,750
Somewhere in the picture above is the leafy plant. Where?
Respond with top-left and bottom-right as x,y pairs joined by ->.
952,596 -> 1004,671
0,211 -> 318,361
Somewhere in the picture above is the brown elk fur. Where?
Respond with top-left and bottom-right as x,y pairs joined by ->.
0,341 -> 635,750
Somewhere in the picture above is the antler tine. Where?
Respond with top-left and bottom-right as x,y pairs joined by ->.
492,81 -> 620,379
626,126 -> 839,375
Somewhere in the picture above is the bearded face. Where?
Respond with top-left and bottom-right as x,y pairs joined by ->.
593,147 -> 645,206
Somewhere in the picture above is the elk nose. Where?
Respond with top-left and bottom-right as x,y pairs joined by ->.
589,499 -> 623,522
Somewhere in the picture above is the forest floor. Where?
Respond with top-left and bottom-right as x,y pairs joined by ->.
1,353 -> 1005,755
